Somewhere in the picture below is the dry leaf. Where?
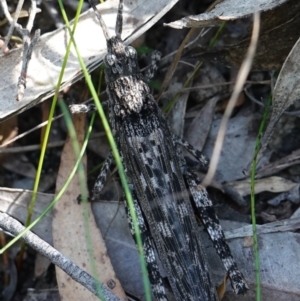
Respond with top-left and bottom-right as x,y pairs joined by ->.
23,289 -> 60,301
0,187 -> 53,244
216,274 -> 227,300
53,113 -> 126,301
93,201 -> 147,300
2,154 -> 36,178
0,115 -> 18,163
167,82 -> 189,138
223,283 -> 300,301
227,176 -> 297,197
257,34 -> 300,163
256,148 -> 300,178
224,218 -> 300,239
267,184 -> 300,206
0,0 -> 179,121
202,106 -> 260,182
166,0 -> 300,69
165,0 -> 287,29
185,95 -> 219,152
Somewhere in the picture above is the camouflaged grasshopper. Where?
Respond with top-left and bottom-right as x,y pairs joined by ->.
71,1 -> 248,300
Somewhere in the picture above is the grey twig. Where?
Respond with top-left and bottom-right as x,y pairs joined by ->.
0,0 -> 40,100
0,212 -> 122,301
224,217 -> 300,240
17,0 -> 39,101
26,0 -> 37,32
17,29 -> 40,101
244,86 -> 300,117
0,0 -> 24,54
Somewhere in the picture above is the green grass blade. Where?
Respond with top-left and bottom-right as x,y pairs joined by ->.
250,95 -> 272,301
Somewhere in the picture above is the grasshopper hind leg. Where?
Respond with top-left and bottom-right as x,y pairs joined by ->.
185,170 -> 249,295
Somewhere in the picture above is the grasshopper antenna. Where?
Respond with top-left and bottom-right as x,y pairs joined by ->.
88,0 -> 110,41
88,0 -> 123,40
115,0 -> 123,38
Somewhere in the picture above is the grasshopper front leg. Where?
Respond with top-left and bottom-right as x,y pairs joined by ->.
91,152 -> 114,201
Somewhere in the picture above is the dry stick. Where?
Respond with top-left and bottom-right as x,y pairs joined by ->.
0,96 -> 98,148
0,140 -> 65,153
160,80 -> 270,96
202,10 -> 261,187
255,148 -> 300,178
224,218 -> 300,240
17,29 -> 40,101
158,28 -> 210,68
17,0 -> 39,101
0,0 -> 40,100
0,212 -> 122,301
26,0 -> 37,32
157,0 -> 221,102
0,114 -> 64,148
0,132 -> 106,153
244,87 -> 300,117
157,27 -> 197,101
0,0 -> 24,53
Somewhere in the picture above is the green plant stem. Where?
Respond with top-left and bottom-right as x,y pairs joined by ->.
250,95 -> 272,301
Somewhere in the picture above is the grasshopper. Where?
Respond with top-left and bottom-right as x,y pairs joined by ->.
71,1 -> 248,300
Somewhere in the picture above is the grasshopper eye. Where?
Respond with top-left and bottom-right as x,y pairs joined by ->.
125,46 -> 136,58
105,54 -> 116,66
